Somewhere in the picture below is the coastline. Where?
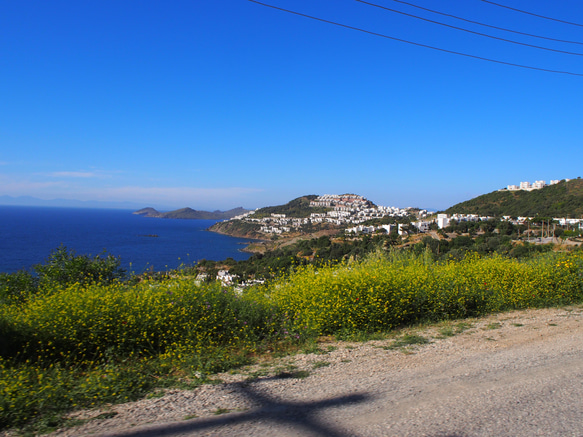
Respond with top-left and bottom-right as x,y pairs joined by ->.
207,225 -> 270,254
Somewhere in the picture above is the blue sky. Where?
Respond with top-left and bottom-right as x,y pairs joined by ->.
1,0 -> 582,211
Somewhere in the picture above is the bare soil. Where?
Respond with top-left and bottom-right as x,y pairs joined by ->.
40,305 -> 583,437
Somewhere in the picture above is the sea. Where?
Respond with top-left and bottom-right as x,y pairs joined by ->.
0,206 -> 255,274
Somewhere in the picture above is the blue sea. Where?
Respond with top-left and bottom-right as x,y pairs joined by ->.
0,206 -> 254,274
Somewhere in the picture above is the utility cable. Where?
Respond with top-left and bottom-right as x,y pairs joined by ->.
379,0 -> 583,46
480,0 -> 583,28
247,0 -> 583,77
357,0 -> 583,56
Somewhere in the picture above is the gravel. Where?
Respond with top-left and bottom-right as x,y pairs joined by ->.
36,305 -> 583,436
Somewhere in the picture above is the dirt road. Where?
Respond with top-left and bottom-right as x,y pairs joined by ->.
51,306 -> 583,437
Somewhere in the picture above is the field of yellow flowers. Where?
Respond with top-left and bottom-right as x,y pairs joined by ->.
1,249 -> 582,432
251,250 -> 583,335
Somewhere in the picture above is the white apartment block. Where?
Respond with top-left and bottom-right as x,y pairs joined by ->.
507,179 -> 564,191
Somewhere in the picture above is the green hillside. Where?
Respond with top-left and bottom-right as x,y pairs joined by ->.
446,178 -> 583,218
252,195 -> 331,218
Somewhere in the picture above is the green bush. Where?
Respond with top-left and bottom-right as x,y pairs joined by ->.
34,245 -> 126,290
0,271 -> 38,305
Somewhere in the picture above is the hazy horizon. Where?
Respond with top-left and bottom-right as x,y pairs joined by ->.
2,1 -> 581,211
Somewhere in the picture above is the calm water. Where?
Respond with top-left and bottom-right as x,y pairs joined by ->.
0,206 -> 254,274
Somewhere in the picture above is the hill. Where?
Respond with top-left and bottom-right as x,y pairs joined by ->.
445,179 -> 583,218
252,195 -> 331,218
208,195 -> 330,240
133,207 -> 249,220
208,194 -> 384,242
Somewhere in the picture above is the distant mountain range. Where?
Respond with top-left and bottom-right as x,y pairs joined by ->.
133,207 -> 250,220
0,195 -> 146,210
445,178 -> 583,218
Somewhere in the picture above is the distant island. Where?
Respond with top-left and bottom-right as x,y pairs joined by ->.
133,206 -> 250,220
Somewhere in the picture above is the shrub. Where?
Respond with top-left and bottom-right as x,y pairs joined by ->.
252,250 -> 583,335
34,245 -> 126,290
0,271 -> 38,305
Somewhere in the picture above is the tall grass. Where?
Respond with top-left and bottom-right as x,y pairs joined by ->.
1,249 -> 582,431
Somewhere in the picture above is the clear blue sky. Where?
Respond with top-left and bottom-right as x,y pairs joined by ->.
1,0 -> 582,211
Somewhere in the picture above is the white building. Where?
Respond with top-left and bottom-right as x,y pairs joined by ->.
532,180 -> 546,189
506,179 -> 564,192
411,221 -> 430,232
437,214 -> 450,229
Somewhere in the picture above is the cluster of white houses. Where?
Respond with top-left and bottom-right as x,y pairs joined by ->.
227,194 -> 427,235
227,192 -> 583,237
346,212 -> 583,236
345,222 -> 423,235
505,179 -> 571,191
436,213 -> 583,230
309,194 -> 371,209
196,270 -> 265,290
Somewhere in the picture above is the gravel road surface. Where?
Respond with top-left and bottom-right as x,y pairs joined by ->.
46,306 -> 583,437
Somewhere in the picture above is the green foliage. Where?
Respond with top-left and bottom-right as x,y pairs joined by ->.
0,271 -> 38,305
0,278 -> 292,431
411,217 -> 554,261
0,246 -> 125,307
252,195 -> 330,219
2,280 -> 284,364
386,334 -> 430,349
34,245 -> 126,290
209,220 -> 263,237
249,250 -> 583,335
445,179 -> 583,217
0,357 -> 165,431
210,233 -> 401,281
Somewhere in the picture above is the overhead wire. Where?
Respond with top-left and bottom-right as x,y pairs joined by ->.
357,0 -> 583,56
480,0 -> 583,28
377,0 -> 583,46
247,0 -> 583,77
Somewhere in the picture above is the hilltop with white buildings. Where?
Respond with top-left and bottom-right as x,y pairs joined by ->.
212,194 -> 427,237
446,178 -> 583,219
505,179 -> 567,192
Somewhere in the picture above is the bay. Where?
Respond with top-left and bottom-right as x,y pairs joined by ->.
0,206 -> 253,274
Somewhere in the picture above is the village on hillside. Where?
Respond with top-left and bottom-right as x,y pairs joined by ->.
227,194 -> 428,236
207,186 -> 583,287
225,192 -> 583,238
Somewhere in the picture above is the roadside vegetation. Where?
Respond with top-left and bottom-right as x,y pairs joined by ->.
197,215 -> 582,282
1,245 -> 582,434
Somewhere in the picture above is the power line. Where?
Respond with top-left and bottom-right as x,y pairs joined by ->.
480,0 -> 583,28
381,0 -> 583,46
247,0 -> 583,77
357,0 -> 583,56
